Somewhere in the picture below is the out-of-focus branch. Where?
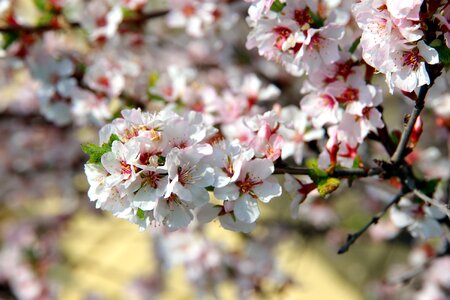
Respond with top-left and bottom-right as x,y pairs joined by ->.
0,9 -> 169,34
338,191 -> 407,254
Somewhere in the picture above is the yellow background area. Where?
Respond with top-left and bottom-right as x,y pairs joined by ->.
60,212 -> 362,300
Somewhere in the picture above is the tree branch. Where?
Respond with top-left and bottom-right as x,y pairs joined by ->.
274,166 -> 383,177
0,9 -> 169,34
337,191 -> 407,254
390,85 -> 429,165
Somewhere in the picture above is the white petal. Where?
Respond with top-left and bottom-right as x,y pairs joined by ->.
234,195 -> 260,223
219,214 -> 256,233
252,178 -> 282,203
417,41 -> 439,65
214,184 -> 240,201
243,159 -> 274,181
197,203 -> 221,224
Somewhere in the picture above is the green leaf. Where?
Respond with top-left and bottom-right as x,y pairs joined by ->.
306,159 -> 328,182
33,0 -> 47,11
349,37 -> 361,54
148,71 -> 159,88
435,44 -> 450,67
81,134 -> 120,164
317,177 -> 341,197
205,186 -> 215,192
157,156 -> 166,166
37,12 -> 54,26
136,208 -> 145,220
2,32 -> 19,50
308,10 -> 324,28
420,178 -> 440,197
270,0 -> 285,12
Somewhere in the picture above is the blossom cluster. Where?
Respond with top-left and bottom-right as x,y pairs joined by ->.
353,0 -> 441,92
85,108 -> 282,232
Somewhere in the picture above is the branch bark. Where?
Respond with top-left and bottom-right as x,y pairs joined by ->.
390,85 -> 429,165
274,166 -> 383,177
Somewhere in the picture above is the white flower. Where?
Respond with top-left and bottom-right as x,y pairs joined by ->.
165,145 -> 214,207
101,140 -> 140,189
387,41 -> 439,92
279,105 -> 324,164
214,158 -> 281,223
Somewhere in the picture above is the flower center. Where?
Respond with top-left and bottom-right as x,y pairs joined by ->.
120,160 -> 132,177
336,87 -> 359,103
402,50 -> 421,70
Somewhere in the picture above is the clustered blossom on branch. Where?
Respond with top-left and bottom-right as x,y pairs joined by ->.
77,0 -> 450,238
85,108 -> 284,231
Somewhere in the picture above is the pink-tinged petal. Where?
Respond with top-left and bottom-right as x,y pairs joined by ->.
368,109 -> 384,129
293,143 -> 305,165
252,177 -> 281,203
319,39 -> 340,65
197,203 -> 221,224
234,195 -> 260,223
219,214 -> 256,233
243,158 -> 274,181
214,184 -> 240,201
417,41 -> 439,65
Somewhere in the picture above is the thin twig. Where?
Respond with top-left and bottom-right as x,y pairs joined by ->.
274,166 -> 383,177
337,191 -> 407,254
390,85 -> 429,165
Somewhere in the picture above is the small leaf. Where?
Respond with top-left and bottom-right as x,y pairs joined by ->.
308,10 -> 324,28
2,32 -> 19,50
306,159 -> 328,182
270,0 -> 285,12
81,134 -> 120,164
435,44 -> 450,67
148,71 -> 159,88
317,177 -> 341,197
157,156 -> 166,166
136,208 -> 145,220
349,37 -> 361,54
37,13 -> 54,26
205,186 -> 215,192
33,0 -> 47,11
420,178 -> 440,197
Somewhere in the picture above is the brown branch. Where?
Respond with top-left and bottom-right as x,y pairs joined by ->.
390,65 -> 442,165
390,85 -> 429,165
0,9 -> 169,34
337,191 -> 407,254
274,166 -> 383,178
